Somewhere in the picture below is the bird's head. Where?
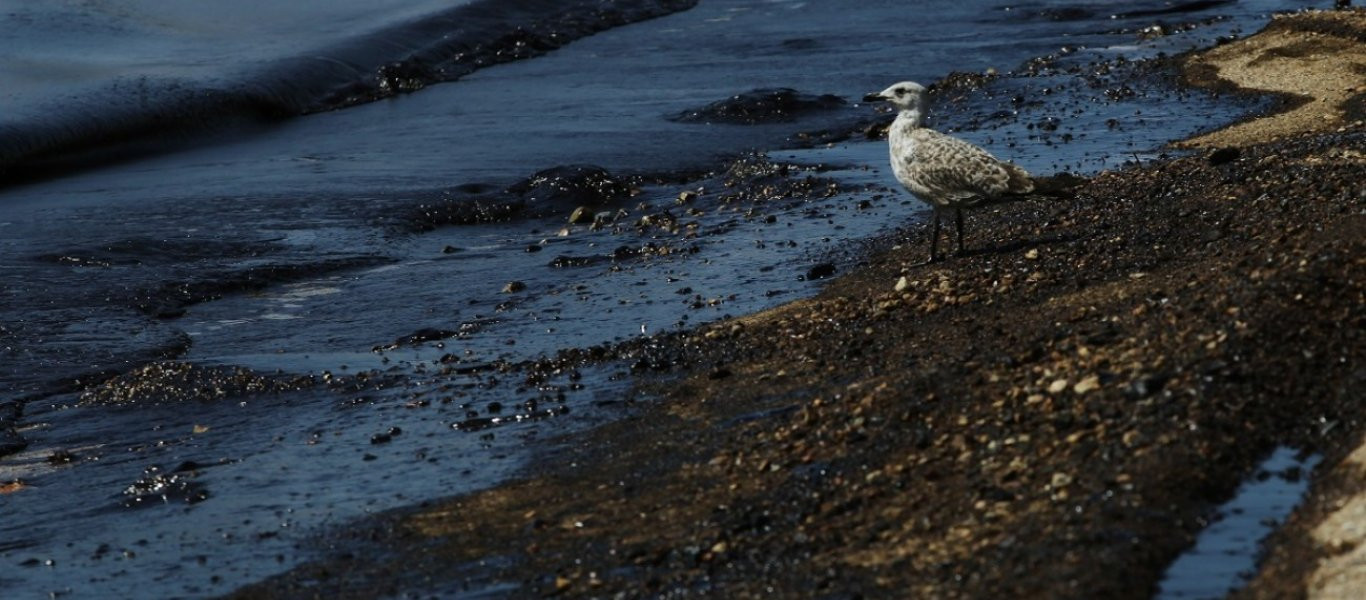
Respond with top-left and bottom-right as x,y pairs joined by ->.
863,81 -> 927,112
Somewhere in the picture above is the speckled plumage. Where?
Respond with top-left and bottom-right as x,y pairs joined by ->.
890,125 -> 1033,208
866,81 -> 1033,261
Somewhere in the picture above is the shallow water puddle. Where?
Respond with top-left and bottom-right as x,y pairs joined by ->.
1157,446 -> 1320,599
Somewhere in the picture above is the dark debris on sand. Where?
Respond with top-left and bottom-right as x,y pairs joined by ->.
230,117 -> 1364,600
80,361 -> 316,406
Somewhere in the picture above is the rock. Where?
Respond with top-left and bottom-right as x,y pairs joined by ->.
804,263 -> 837,280
394,328 -> 458,347
79,362 -> 313,406
549,255 -> 601,268
895,276 -> 910,292
1048,379 -> 1069,394
1073,375 -> 1101,394
1209,147 -> 1241,166
407,194 -> 523,231
0,428 -> 27,458
47,449 -> 78,464
122,465 -> 209,507
568,206 -> 593,224
508,165 -> 631,213
1126,373 -> 1170,398
671,88 -> 847,124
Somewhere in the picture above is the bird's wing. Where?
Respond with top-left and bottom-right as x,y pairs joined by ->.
904,130 -> 1033,201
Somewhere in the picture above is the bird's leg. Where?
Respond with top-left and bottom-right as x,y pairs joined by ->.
955,208 -> 965,255
929,210 -> 942,263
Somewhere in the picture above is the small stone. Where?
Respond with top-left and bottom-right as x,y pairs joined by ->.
502,281 -> 526,293
1051,472 -> 1073,489
894,276 -> 910,292
568,206 -> 593,224
1048,379 -> 1069,394
47,450 -> 78,465
1025,248 -> 1039,260
1073,375 -> 1101,394
677,191 -> 698,204
804,263 -> 836,280
1208,147 -> 1240,166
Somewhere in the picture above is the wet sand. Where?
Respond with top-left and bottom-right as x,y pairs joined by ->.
1179,8 -> 1366,148
229,10 -> 1365,598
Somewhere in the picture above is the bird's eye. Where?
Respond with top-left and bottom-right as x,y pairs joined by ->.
894,88 -> 905,96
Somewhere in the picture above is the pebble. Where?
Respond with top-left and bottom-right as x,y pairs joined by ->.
805,263 -> 837,280
568,206 -> 593,224
894,276 -> 910,292
1073,375 -> 1101,394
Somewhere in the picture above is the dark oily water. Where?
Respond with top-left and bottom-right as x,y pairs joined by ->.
0,0 -> 699,184
0,0 -> 1320,597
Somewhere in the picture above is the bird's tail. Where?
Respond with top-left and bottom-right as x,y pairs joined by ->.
1027,172 -> 1087,199
1005,163 -> 1034,194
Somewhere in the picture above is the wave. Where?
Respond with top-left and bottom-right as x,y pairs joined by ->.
0,0 -> 698,187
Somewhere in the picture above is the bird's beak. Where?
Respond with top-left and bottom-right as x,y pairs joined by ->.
862,92 -> 886,103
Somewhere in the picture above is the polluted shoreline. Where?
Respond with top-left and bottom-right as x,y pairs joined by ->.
224,9 -> 1365,600
3,3 -> 1362,598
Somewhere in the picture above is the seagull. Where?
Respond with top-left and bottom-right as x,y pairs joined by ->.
864,81 -> 1034,263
